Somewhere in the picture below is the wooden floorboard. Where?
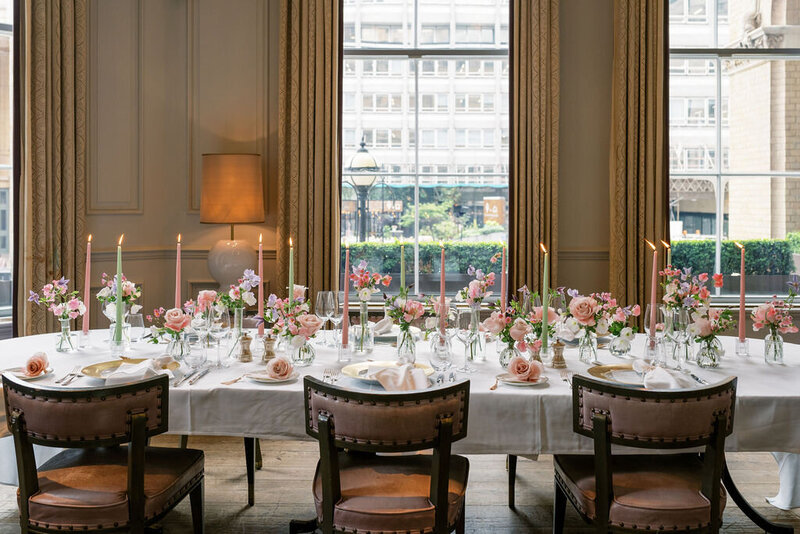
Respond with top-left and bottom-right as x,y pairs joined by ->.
0,435 -> 798,532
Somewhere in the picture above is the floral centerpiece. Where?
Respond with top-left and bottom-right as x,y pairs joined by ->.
218,269 -> 260,344
602,300 -> 641,357
29,278 -> 87,352
146,306 -> 193,359
349,260 -> 392,352
455,265 -> 496,361
561,290 -> 628,363
752,283 -> 798,363
263,293 -> 323,366
688,306 -> 735,368
384,288 -> 425,363
96,272 -> 142,319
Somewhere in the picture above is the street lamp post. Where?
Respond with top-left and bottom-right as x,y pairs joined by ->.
346,137 -> 380,242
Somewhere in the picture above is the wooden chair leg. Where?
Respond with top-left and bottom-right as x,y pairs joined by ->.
507,454 -> 517,509
553,481 -> 567,534
190,481 -> 204,534
244,437 -> 255,506
456,504 -> 465,534
180,435 -> 188,449
289,518 -> 318,533
255,438 -> 262,470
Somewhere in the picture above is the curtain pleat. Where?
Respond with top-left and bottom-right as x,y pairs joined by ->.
609,0 -> 669,311
277,0 -> 340,297
16,0 -> 87,336
509,0 -> 559,297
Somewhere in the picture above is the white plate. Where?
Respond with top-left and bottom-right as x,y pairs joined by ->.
3,367 -> 54,381
496,373 -> 549,387
245,371 -> 299,384
341,361 -> 435,383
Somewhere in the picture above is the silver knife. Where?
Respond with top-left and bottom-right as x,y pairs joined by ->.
174,369 -> 198,387
188,367 -> 210,385
690,373 -> 709,385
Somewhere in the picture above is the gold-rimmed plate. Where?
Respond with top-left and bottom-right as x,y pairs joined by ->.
587,363 -> 642,385
341,361 -> 435,383
245,371 -> 299,384
81,358 -> 180,379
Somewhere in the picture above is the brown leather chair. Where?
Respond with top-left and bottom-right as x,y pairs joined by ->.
2,373 -> 204,534
553,375 -> 737,534
290,376 -> 470,534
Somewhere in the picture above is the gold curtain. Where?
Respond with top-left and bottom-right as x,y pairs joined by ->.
16,0 -> 87,336
608,0 -> 669,309
276,0 -> 341,296
509,0 -> 559,297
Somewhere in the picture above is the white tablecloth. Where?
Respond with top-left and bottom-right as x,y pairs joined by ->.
1,330 -> 800,505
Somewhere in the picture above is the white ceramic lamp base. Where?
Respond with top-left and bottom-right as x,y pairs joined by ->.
208,239 -> 258,290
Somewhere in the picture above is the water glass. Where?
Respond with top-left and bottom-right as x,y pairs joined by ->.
328,292 -> 343,346
671,308 -> 691,371
208,308 -> 231,368
128,313 -> 146,342
455,308 -> 477,374
315,291 -> 334,345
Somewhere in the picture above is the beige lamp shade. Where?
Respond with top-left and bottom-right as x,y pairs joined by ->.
200,153 -> 265,224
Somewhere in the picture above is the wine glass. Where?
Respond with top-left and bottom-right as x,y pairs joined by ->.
671,308 -> 691,372
327,292 -> 343,346
315,291 -> 333,345
429,306 -> 457,373
208,307 -> 231,368
455,308 -> 477,374
644,304 -> 667,365
128,313 -> 145,342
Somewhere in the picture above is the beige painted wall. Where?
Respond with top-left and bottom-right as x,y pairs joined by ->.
557,0 -> 613,292
86,0 -> 614,326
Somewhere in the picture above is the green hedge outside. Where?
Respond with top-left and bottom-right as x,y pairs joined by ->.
344,241 -> 504,275
671,239 -> 794,275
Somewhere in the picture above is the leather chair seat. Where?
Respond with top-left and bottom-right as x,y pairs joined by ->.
554,454 -> 726,531
313,452 -> 469,534
24,446 -> 203,530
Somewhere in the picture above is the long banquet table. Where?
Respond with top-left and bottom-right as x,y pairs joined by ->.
1,330 -> 799,526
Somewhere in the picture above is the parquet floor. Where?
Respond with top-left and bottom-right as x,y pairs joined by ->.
0,435 -> 798,533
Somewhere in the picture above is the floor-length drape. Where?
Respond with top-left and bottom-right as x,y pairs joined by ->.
608,0 -> 669,309
276,0 -> 341,296
15,0 -> 87,336
509,0 -> 559,297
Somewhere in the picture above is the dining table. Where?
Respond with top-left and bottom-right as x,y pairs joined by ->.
1,329 -> 799,532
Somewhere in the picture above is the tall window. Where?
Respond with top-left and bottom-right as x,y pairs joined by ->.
0,0 -> 11,330
342,0 -> 509,295
668,0 -> 800,298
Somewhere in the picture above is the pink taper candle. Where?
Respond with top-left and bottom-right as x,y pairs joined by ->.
258,233 -> 264,336
174,234 -> 182,309
500,246 -> 507,313
82,235 -> 92,334
342,244 -> 350,347
439,242 -> 446,335
646,239 -> 658,338
736,242 -> 745,341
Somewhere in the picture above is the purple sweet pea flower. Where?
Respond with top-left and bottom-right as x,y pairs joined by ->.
475,269 -> 485,281
787,274 -> 800,295
240,269 -> 260,291
567,288 -> 579,299
517,285 -> 530,295
55,277 -> 69,289
267,293 -> 278,307
28,290 -> 39,303
466,265 -> 476,276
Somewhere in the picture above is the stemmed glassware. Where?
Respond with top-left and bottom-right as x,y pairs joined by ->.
207,307 -> 231,368
429,306 -> 457,372
315,291 -> 334,345
327,292 -> 343,346
671,308 -> 691,372
644,304 -> 667,366
455,308 -> 477,373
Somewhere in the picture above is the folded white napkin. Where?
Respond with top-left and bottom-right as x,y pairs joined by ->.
632,360 -> 693,389
105,358 -> 175,386
370,364 -> 428,391
374,315 -> 394,335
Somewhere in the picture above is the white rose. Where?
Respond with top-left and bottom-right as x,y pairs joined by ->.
191,315 -> 206,330
290,335 -> 306,349
131,304 -> 142,314
213,302 -> 226,313
98,286 -> 111,298
596,318 -> 609,336
620,326 -> 635,342
242,291 -> 256,306
357,288 -> 372,301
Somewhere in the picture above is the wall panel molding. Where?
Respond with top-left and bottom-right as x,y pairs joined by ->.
92,248 -> 278,263
558,249 -> 610,262
87,0 -> 144,214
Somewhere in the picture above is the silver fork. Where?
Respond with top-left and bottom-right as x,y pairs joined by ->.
560,370 -> 572,386
62,371 -> 84,386
55,366 -> 81,384
330,369 -> 341,383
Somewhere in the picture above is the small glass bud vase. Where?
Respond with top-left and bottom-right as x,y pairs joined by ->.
498,343 -> 519,369
353,301 -> 375,354
577,330 -> 598,364
291,337 -> 316,367
764,332 -> 784,364
608,336 -> 631,358
696,336 -> 723,368
55,318 -> 78,352
735,338 -> 749,357
167,334 -> 191,361
396,328 -> 416,364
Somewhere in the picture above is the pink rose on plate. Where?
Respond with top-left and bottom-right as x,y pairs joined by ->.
481,311 -> 505,336
197,290 -> 217,312
508,356 -> 544,382
569,296 -> 599,326
266,357 -> 294,380
508,318 -> 532,342
164,308 -> 191,332
25,352 -> 49,377
296,313 -> 324,338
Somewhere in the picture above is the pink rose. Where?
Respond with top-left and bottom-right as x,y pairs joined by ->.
631,304 -> 641,316
197,290 -> 217,312
529,307 -> 557,324
296,313 -> 324,338
293,285 -> 307,301
25,352 -> 48,377
403,300 -> 425,323
164,308 -> 191,332
508,356 -> 544,382
613,308 -> 626,322
266,357 -> 293,379
712,273 -> 724,288
569,296 -> 599,326
508,318 -> 532,342
481,311 -> 505,335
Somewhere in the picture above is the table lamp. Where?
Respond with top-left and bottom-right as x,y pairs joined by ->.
201,153 -> 264,289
